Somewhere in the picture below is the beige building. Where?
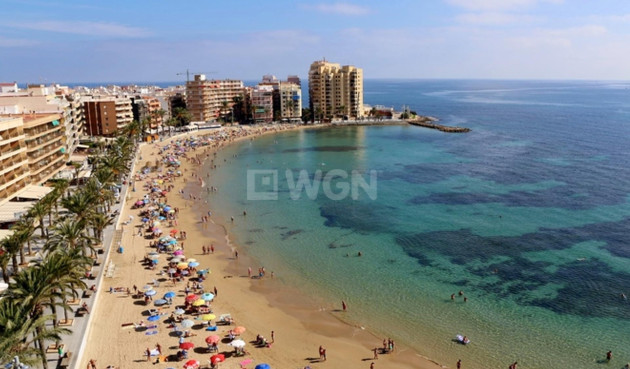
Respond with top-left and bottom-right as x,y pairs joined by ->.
278,82 -> 302,122
186,74 -> 244,122
0,117 -> 30,202
308,60 -> 363,120
22,113 -> 67,184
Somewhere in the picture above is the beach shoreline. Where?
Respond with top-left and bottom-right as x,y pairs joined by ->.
79,124 -> 445,369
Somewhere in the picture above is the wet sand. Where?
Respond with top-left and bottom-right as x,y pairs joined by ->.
79,126 -> 445,369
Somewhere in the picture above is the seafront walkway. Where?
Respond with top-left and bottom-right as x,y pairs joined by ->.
41,145 -> 140,369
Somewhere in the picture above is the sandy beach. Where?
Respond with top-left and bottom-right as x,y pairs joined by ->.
79,125 -> 444,369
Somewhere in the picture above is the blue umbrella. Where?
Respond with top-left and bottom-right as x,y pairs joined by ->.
201,293 -> 214,301
197,269 -> 209,275
188,261 -> 200,268
145,289 -> 157,296
142,217 -> 150,222
164,291 -> 176,299
147,314 -> 161,321
255,364 -> 271,369
154,299 -> 167,306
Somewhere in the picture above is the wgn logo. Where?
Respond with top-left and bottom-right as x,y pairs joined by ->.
247,169 -> 378,201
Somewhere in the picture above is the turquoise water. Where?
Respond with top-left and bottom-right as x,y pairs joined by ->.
205,80 -> 630,369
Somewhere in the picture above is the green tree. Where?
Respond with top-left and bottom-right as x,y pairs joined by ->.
172,107 -> 192,127
0,298 -> 70,367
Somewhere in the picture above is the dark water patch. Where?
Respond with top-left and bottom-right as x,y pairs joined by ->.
328,241 -> 353,249
408,186 -> 610,210
248,229 -> 264,233
244,241 -> 255,245
396,217 -> 630,318
280,229 -> 304,240
320,201 -> 396,233
272,226 -> 288,230
282,145 -> 364,153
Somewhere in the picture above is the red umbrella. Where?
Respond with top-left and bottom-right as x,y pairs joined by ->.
179,342 -> 195,350
183,359 -> 200,369
185,294 -> 199,302
205,335 -> 221,344
210,354 -> 225,365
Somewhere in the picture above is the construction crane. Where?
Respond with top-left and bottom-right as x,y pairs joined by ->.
176,69 -> 216,83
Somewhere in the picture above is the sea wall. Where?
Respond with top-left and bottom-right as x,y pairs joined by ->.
406,117 -> 471,133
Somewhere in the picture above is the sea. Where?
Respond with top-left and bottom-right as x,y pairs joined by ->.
199,79 -> 630,369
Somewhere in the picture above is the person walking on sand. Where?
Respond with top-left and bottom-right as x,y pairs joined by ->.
271,330 -> 275,343
457,359 -> 461,369
370,363 -> 375,369
607,350 -> 613,361
342,300 -> 347,311
373,347 -> 379,360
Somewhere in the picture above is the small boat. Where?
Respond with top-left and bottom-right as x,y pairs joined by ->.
455,334 -> 470,345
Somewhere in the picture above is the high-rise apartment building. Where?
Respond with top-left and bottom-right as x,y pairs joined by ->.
84,97 -> 132,137
308,60 -> 363,120
0,117 -> 30,202
251,85 -> 274,123
186,75 -> 244,123
278,82 -> 302,122
22,113 -> 66,184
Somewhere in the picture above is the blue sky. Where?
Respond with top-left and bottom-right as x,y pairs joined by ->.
1,0 -> 630,83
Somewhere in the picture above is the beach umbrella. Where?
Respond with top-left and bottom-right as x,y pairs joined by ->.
185,294 -> 199,303
230,339 -> 246,348
170,229 -> 179,235
167,268 -> 177,275
180,319 -> 195,328
205,335 -> 220,344
174,308 -> 186,315
143,285 -> 154,291
179,342 -> 195,350
197,269 -> 210,275
192,299 -> 206,307
188,261 -> 200,268
173,250 -> 184,256
233,326 -> 246,335
255,364 -> 270,369
145,289 -> 157,297
164,291 -> 176,299
201,293 -> 214,301
183,359 -> 200,369
154,299 -> 168,306
181,270 -> 190,276
201,314 -> 216,321
142,217 -> 150,222
135,200 -> 144,206
210,354 -> 225,365
177,262 -> 189,270
147,314 -> 161,322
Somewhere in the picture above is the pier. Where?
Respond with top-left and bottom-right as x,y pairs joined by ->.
406,117 -> 471,133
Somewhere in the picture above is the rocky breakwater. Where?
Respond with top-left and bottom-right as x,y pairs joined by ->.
406,116 -> 471,133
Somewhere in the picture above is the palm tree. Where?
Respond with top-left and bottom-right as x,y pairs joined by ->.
88,212 -> 113,243
12,217 -> 35,257
0,298 -> 70,367
5,267 -> 65,369
172,107 -> 192,127
46,219 -> 95,257
61,190 -> 96,224
28,201 -> 49,239
220,101 -> 231,123
1,233 -> 23,275
38,250 -> 89,326
0,248 -> 11,283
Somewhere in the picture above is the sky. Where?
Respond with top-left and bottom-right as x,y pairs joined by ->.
1,0 -> 630,83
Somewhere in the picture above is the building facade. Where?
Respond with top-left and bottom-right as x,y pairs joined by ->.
251,85 -> 274,123
308,60 -> 363,120
84,97 -> 132,137
186,74 -> 244,123
0,117 -> 29,202
22,113 -> 67,184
